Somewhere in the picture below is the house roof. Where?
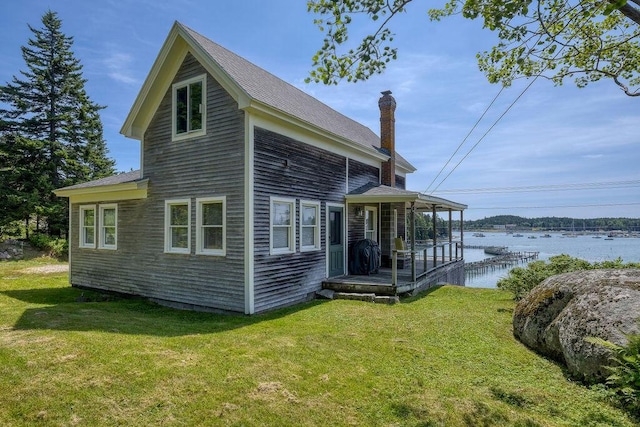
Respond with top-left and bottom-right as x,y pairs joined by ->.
346,182 -> 467,211
56,170 -> 142,191
121,21 -> 415,173
54,170 -> 148,203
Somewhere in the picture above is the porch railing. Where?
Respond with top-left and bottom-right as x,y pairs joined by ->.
391,242 -> 463,286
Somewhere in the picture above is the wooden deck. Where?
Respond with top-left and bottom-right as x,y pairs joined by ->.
322,259 -> 465,296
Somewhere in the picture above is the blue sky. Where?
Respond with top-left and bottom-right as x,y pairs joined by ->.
2,0 -> 638,220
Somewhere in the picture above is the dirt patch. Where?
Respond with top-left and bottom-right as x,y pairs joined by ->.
250,382 -> 299,403
20,264 -> 69,274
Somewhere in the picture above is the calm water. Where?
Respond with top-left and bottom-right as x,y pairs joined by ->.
463,232 -> 640,288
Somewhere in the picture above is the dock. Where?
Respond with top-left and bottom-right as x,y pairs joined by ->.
464,246 -> 539,277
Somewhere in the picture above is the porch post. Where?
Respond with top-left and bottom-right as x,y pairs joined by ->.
410,201 -> 416,282
460,210 -> 464,260
448,209 -> 453,262
432,205 -> 437,268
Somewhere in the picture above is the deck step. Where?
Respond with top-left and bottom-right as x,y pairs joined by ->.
316,290 -> 399,304
322,280 -> 397,296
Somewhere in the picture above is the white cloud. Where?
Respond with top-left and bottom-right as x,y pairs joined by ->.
103,50 -> 139,85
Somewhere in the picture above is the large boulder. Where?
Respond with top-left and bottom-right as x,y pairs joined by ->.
513,269 -> 640,382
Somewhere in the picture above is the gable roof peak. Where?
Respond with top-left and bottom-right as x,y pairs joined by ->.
122,22 -> 416,173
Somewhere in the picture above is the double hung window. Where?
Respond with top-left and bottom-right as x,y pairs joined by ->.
196,197 -> 226,256
98,204 -> 118,250
172,74 -> 206,141
270,198 -> 295,254
365,207 -> 377,241
165,200 -> 191,253
79,206 -> 96,248
300,201 -> 320,251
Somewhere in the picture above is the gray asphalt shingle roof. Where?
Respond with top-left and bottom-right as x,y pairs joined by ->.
347,182 -> 467,211
181,23 -> 412,167
57,170 -> 142,191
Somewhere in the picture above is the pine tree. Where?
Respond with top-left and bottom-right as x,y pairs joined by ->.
0,10 -> 115,236
0,134 -> 51,234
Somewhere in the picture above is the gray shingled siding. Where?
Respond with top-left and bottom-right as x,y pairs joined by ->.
347,160 -> 381,253
69,54 -> 247,313
252,128 -> 383,312
252,127 -> 345,312
348,158 -> 379,192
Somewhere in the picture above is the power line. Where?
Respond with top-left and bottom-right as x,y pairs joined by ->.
432,180 -> 640,194
423,86 -> 505,194
428,76 -> 540,194
469,202 -> 640,210
425,9 -> 590,194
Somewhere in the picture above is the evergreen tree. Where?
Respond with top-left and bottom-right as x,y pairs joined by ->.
0,134 -> 51,234
0,10 -> 115,236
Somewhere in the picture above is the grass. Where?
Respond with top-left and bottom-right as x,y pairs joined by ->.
0,258 -> 636,426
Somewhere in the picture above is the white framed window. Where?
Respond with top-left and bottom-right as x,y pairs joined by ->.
300,200 -> 320,252
79,205 -> 96,249
172,74 -> 206,141
98,204 -> 117,250
365,206 -> 377,241
270,197 -> 296,255
196,196 -> 226,256
165,199 -> 191,254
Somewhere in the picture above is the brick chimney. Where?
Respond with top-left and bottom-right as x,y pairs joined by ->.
379,90 -> 396,187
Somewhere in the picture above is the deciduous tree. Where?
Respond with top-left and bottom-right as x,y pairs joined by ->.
307,0 -> 640,96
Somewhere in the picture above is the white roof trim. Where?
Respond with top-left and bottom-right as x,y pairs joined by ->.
346,190 -> 467,211
54,179 -> 149,198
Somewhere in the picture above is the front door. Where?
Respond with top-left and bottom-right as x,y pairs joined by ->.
328,206 -> 345,277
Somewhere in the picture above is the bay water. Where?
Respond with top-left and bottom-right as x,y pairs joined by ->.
464,232 -> 640,288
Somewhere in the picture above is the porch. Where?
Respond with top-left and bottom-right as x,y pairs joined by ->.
323,242 -> 465,296
339,183 -> 467,297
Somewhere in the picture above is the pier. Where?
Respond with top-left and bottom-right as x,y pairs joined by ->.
464,245 -> 539,277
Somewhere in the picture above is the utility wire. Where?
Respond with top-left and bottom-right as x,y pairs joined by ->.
423,86 -> 505,194
428,75 -> 541,194
433,179 -> 640,194
425,6 -> 590,194
469,202 -> 640,210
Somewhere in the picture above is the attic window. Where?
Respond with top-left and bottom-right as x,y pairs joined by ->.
172,74 -> 206,141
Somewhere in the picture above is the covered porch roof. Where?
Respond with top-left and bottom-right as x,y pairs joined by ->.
345,183 -> 467,211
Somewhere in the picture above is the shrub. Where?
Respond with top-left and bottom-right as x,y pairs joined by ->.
497,255 -> 640,301
496,261 -> 551,301
595,258 -> 640,269
587,333 -> 640,416
497,255 -> 592,300
28,233 -> 68,259
0,220 -> 27,240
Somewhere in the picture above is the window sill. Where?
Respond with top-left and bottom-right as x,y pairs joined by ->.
270,249 -> 295,256
196,250 -> 226,257
172,129 -> 206,142
164,249 -> 191,255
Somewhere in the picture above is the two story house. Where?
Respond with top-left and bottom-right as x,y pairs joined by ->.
55,22 -> 466,314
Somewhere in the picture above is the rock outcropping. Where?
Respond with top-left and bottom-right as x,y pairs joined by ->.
513,269 -> 640,382
0,239 -> 24,261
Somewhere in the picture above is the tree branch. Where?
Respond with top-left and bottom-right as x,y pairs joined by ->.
614,75 -> 640,95
614,1 -> 640,24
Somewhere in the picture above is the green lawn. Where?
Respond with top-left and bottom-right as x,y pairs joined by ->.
0,258 -> 635,426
